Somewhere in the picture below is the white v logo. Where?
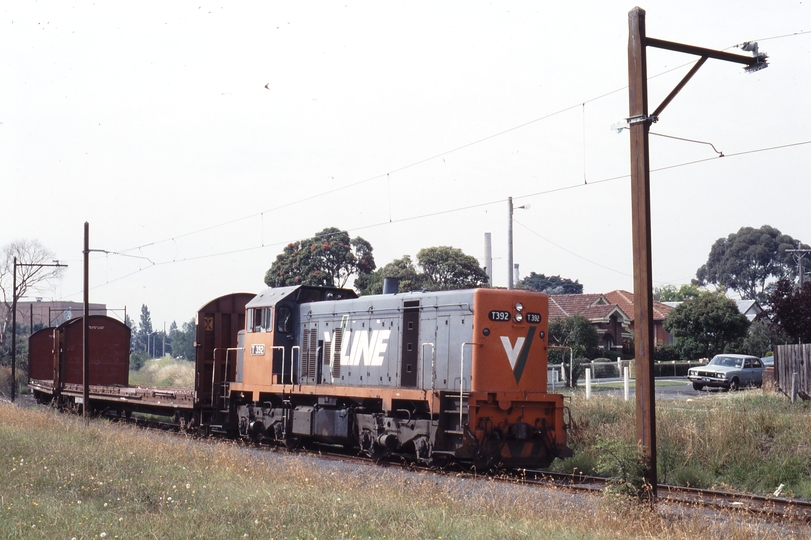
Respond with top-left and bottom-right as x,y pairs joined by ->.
500,336 -> 525,370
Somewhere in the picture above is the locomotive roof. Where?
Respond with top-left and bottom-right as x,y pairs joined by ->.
304,288 -> 478,316
246,285 -> 357,309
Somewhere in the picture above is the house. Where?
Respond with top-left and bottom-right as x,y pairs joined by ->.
549,290 -> 674,353
548,293 -> 632,353
735,299 -> 763,322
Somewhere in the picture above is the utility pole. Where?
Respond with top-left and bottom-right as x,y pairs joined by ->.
786,245 -> 811,290
507,197 -> 529,290
626,6 -> 766,500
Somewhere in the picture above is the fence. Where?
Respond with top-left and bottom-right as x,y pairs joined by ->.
775,344 -> 811,401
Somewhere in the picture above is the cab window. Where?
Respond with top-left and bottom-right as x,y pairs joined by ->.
248,307 -> 273,332
277,306 -> 292,333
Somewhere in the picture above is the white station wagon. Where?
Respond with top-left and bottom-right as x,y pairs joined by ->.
687,354 -> 764,391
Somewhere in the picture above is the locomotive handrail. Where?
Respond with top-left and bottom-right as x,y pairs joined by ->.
271,346 -> 285,392
421,342 -> 435,418
211,347 -> 242,406
292,345 -> 301,388
459,342 -> 479,429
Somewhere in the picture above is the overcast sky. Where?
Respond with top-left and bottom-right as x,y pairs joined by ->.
2,1 -> 809,327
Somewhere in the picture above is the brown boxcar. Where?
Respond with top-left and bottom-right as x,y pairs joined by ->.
28,327 -> 58,383
194,293 -> 255,421
57,315 -> 130,386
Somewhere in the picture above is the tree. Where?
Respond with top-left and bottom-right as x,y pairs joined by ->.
264,228 -> 376,288
355,255 -> 428,296
0,240 -> 64,356
663,293 -> 750,360
653,284 -> 701,302
695,225 -> 806,302
0,240 -> 62,369
169,318 -> 196,360
416,246 -> 488,290
548,315 -> 600,386
134,304 -> 153,354
517,272 -> 583,294
760,278 -> 811,343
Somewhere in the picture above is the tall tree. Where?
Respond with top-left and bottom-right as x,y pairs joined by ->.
0,240 -> 64,353
760,278 -> 811,343
416,246 -> 488,290
264,227 -> 376,288
168,318 -> 196,360
663,293 -> 750,359
695,225 -> 806,302
0,240 -> 62,373
134,304 -> 153,354
653,284 -> 702,302
355,255 -> 427,296
517,272 -> 583,294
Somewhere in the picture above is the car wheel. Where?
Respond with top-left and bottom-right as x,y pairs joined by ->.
692,382 -> 704,391
728,378 -> 740,391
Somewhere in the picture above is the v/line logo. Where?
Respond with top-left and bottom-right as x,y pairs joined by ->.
323,327 -> 391,367
500,326 -> 537,383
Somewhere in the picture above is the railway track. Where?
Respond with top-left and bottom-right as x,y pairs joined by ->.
108,410 -> 811,523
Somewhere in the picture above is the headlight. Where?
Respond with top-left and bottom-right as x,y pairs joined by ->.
515,302 -> 524,312
514,313 -> 523,323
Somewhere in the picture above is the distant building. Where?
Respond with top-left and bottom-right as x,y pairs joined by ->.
1,299 -> 109,329
735,299 -> 763,322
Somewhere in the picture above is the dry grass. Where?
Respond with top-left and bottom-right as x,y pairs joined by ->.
128,357 -> 195,388
1,402 -> 809,539
556,389 -> 811,499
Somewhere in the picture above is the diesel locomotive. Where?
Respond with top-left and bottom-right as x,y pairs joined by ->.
29,284 -> 571,469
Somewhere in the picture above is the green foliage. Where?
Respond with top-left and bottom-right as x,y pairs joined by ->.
416,246 -> 488,290
593,436 -> 651,500
264,227 -> 376,289
132,304 -> 153,354
517,272 -> 583,294
169,318 -> 196,360
741,320 -> 781,358
663,293 -> 750,359
357,248 -> 488,295
355,255 -> 428,295
129,350 -> 148,371
653,283 -> 701,302
654,344 -> 680,361
761,278 -> 811,343
695,225 -> 806,302
549,315 -> 600,386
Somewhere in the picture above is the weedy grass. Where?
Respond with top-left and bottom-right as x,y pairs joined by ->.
2,402 -> 808,539
128,357 -> 195,388
556,389 -> 811,499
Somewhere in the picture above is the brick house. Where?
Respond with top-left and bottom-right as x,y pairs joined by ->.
549,290 -> 674,354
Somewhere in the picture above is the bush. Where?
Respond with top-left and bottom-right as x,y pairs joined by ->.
654,344 -> 680,361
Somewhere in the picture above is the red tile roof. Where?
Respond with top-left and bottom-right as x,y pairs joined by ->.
549,290 -> 673,322
603,290 -> 674,321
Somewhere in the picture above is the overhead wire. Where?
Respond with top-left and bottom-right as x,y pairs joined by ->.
70,28 -> 811,292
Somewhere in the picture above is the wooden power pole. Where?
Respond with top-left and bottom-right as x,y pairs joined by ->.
626,6 -> 766,500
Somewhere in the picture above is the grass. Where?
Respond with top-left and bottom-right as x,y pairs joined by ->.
2,402 -> 810,539
553,386 -> 811,499
128,357 -> 195,388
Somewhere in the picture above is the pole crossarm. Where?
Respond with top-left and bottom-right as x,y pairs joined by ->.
638,36 -> 767,122
646,37 -> 761,66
